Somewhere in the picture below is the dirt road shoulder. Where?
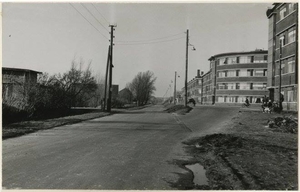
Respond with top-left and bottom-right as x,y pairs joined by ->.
172,110 -> 298,190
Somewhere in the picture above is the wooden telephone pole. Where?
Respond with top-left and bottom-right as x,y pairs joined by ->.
103,46 -> 111,111
107,25 -> 116,112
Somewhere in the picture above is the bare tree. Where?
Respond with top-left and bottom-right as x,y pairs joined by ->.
128,71 -> 156,106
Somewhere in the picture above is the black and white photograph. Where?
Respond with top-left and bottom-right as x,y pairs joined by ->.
2,2 -> 298,190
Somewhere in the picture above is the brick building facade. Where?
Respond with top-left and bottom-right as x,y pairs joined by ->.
266,3 -> 298,111
184,50 -> 269,105
209,50 -> 269,104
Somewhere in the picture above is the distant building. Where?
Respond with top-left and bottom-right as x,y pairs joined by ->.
201,70 -> 213,104
266,3 -> 298,111
183,50 -> 269,105
2,67 -> 42,109
209,50 -> 269,104
187,70 -> 202,103
118,88 -> 133,104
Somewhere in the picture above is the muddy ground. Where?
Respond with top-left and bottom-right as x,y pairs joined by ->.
172,111 -> 298,190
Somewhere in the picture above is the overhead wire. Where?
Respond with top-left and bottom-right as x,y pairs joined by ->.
69,3 -> 109,40
115,32 -> 184,43
91,3 -> 110,25
80,3 -> 109,32
115,36 -> 185,45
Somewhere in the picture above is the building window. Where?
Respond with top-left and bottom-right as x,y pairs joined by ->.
227,83 -> 235,90
239,56 -> 252,63
218,96 -> 225,103
254,69 -> 264,76
218,71 -> 227,77
281,63 -> 286,74
217,83 -> 227,90
238,96 -> 247,103
279,34 -> 285,47
240,69 -> 247,76
287,57 -> 295,73
279,7 -> 287,20
227,57 -> 237,64
247,69 -> 254,76
263,69 -> 268,76
226,96 -> 236,103
253,97 -> 262,103
227,70 -> 235,77
236,83 -> 240,90
253,83 -> 267,90
287,90 -> 294,102
240,83 -> 250,90
254,55 -> 266,63
236,70 -> 240,77
288,3 -> 296,13
219,58 -> 227,65
288,28 -> 296,43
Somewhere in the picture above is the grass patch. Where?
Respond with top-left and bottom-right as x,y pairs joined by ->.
3,111 -> 110,140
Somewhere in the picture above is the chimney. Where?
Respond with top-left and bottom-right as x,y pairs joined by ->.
197,69 -> 200,77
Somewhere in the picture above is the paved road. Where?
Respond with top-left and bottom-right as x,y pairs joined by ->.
2,105 -> 239,189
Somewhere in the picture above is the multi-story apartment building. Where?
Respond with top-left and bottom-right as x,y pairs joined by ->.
201,70 -> 213,104
266,3 -> 298,111
186,70 -> 202,103
209,50 -> 269,104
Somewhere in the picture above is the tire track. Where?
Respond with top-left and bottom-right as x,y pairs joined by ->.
172,113 -> 193,132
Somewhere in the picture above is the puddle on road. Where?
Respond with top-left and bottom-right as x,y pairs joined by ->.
185,163 -> 208,186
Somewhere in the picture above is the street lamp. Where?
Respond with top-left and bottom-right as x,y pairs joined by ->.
174,71 -> 180,104
185,29 -> 196,107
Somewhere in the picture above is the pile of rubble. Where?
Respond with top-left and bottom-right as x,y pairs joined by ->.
267,115 -> 298,134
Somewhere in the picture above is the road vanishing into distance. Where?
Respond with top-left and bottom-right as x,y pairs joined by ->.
3,105 -> 238,189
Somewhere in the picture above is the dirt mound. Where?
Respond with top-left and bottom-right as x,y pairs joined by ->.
164,104 -> 192,115
267,115 -> 298,134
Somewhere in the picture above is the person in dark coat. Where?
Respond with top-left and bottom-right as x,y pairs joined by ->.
245,98 -> 250,107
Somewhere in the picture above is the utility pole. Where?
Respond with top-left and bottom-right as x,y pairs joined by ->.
201,72 -> 203,105
174,71 -> 177,104
279,41 -> 282,112
107,25 -> 116,112
185,29 -> 189,107
103,46 -> 111,111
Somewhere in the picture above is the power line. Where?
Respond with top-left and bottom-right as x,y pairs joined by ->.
115,32 -> 184,43
69,3 -> 109,40
80,3 -> 109,32
115,36 -> 185,45
91,3 -> 110,25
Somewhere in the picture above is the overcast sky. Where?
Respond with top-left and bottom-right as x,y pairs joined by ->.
3,3 -> 271,97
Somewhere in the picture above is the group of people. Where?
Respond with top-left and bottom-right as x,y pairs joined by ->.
244,96 -> 274,113
261,99 -> 274,113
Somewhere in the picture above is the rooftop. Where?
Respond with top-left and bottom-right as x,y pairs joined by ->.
208,49 -> 268,61
2,67 -> 42,74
